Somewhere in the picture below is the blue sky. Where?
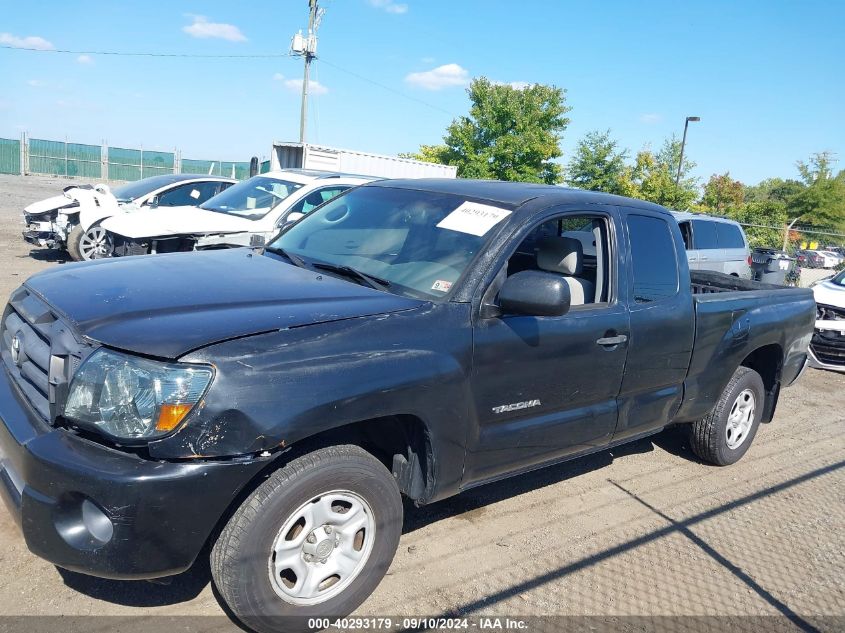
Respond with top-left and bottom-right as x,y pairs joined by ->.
1,0 -> 843,185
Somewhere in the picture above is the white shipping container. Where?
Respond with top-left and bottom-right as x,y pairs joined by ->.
270,142 -> 457,179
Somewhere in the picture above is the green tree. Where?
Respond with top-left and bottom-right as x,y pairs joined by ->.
791,152 -> 845,231
398,144 -> 450,164
744,177 -> 805,205
618,138 -> 699,209
721,201 -> 787,249
403,78 -> 571,183
700,172 -> 744,213
565,130 -> 628,193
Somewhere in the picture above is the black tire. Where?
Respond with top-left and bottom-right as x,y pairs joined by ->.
688,366 -> 765,466
211,445 -> 403,633
67,223 -> 111,261
66,225 -> 85,261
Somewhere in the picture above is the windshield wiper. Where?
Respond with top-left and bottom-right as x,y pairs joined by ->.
265,246 -> 311,270
310,261 -> 391,291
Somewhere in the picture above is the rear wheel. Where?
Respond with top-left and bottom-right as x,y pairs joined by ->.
68,224 -> 112,261
211,445 -> 403,633
688,366 -> 765,466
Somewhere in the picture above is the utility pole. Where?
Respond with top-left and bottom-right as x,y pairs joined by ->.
295,0 -> 319,143
675,116 -> 700,186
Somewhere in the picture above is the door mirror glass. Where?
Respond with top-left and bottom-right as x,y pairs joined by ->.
498,270 -> 571,317
148,195 -> 159,208
284,211 -> 305,225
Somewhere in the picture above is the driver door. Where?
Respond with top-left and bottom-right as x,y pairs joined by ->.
463,209 -> 630,485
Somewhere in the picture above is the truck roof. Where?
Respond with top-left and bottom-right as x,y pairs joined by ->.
365,178 -> 672,214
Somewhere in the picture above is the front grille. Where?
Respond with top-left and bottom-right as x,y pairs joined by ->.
2,287 -> 82,421
817,303 -> 845,322
811,329 -> 845,367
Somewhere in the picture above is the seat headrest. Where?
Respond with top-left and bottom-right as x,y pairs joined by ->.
305,191 -> 325,206
537,236 -> 583,275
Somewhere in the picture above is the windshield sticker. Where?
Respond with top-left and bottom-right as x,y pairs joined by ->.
432,279 -> 453,293
436,201 -> 511,237
190,189 -> 201,199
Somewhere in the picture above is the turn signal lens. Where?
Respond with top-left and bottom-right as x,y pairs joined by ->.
156,403 -> 194,432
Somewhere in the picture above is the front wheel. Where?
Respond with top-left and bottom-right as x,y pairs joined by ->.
68,224 -> 113,261
688,366 -> 765,466
211,445 -> 403,632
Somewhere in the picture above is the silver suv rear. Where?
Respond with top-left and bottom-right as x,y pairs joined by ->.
673,212 -> 751,278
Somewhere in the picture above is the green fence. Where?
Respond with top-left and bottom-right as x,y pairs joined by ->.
29,139 -> 102,178
3,135 -> 258,181
107,147 -> 174,181
182,158 -> 251,180
0,138 -> 20,175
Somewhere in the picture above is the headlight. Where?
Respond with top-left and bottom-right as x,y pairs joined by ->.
64,348 -> 213,441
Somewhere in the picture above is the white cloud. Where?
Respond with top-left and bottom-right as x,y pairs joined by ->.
282,78 -> 329,96
0,32 -> 54,50
640,113 -> 662,124
405,63 -> 469,90
26,79 -> 46,87
273,72 -> 286,81
76,54 -> 93,64
493,80 -> 532,90
182,15 -> 247,42
367,0 -> 408,14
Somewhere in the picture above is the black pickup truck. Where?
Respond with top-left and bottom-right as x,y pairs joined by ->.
0,180 -> 815,630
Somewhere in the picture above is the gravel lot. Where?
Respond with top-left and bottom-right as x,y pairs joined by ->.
0,174 -> 843,631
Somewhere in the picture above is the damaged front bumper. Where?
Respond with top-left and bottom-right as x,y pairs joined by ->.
0,366 -> 267,579
22,214 -> 69,249
808,305 -> 845,372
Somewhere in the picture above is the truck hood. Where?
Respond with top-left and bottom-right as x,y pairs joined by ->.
813,280 -> 845,309
101,206 -> 256,239
23,249 -> 424,358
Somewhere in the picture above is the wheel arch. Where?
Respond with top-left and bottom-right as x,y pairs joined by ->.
738,343 -> 784,423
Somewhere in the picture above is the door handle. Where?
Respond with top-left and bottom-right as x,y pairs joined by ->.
596,334 -> 628,346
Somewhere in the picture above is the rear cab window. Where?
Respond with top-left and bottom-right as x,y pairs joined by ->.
628,214 -> 679,303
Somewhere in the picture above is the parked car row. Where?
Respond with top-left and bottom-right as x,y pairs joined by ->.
795,248 -> 844,269
23,174 -> 236,260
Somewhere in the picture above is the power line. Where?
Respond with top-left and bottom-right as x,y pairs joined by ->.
0,44 -> 294,58
319,57 -> 454,116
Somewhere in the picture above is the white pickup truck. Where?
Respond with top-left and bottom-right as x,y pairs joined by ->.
101,170 -> 373,257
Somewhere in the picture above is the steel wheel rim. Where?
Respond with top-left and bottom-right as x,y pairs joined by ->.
726,388 -> 755,450
79,227 -> 111,260
268,489 -> 376,606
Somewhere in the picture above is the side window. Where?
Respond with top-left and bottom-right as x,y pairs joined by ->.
628,215 -> 679,304
287,186 -> 350,216
157,181 -> 221,207
716,223 -> 746,248
678,221 -> 692,249
499,214 -> 611,307
691,219 -> 719,250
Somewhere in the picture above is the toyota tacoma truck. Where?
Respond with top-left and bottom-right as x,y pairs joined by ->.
0,180 -> 815,631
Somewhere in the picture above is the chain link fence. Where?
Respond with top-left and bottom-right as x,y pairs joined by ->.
0,134 -> 254,181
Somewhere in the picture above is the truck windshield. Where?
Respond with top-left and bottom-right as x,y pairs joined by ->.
269,186 -> 511,299
200,176 -> 303,221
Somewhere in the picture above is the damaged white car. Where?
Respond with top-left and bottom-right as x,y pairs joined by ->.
22,174 -> 235,261
101,170 -> 373,257
810,268 -> 845,372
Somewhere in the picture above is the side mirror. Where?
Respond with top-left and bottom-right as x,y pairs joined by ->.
148,196 -> 159,208
498,270 -> 571,317
284,211 -> 305,225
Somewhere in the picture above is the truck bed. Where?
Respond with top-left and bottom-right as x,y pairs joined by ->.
675,270 -> 816,423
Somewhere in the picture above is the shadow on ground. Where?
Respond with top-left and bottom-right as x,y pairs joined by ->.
24,248 -> 70,263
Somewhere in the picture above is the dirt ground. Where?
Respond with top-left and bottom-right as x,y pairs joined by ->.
0,174 -> 842,630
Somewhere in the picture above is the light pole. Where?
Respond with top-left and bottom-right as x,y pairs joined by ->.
675,116 -> 700,186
